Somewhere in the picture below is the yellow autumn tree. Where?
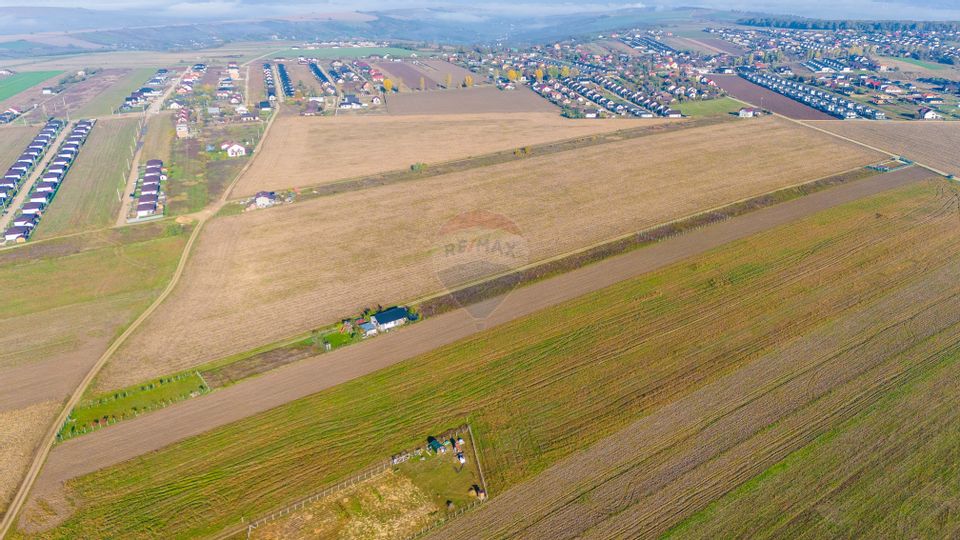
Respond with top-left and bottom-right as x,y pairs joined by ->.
507,69 -> 519,81
560,66 -> 570,77
419,76 -> 425,91
383,79 -> 394,92
463,74 -> 473,87
534,68 -> 544,82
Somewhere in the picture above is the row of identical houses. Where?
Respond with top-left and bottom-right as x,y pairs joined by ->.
133,159 -> 166,219
121,69 -> 169,111
740,70 -> 886,120
262,63 -> 277,103
4,119 -> 95,242
0,119 -> 63,212
590,76 -> 683,118
275,62 -> 295,97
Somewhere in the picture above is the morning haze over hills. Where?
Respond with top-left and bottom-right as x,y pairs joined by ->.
1,0 -> 960,538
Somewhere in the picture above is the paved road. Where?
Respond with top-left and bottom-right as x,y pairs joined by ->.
33,165 -> 932,494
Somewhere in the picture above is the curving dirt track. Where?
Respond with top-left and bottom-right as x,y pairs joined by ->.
32,165 -> 931,498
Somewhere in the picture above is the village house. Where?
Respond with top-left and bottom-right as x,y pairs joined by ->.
738,107 -> 761,118
918,107 -> 942,120
221,142 -> 247,157
371,307 -> 410,331
254,191 -> 276,208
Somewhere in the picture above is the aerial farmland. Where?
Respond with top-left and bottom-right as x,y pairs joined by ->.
2,5 -> 960,540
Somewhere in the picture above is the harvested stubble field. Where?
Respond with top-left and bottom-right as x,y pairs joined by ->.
385,86 -> 556,115
26,179 -> 960,539
100,116 -> 880,390
234,112 -> 659,196
813,120 -> 960,177
0,126 -> 38,172
0,228 -> 187,519
33,117 -> 140,239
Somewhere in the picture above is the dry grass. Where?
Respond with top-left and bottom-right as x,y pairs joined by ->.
233,111 -> 652,196
0,400 -> 59,517
813,120 -> 960,176
140,111 -> 174,165
252,470 -> 435,540
100,116 -> 881,389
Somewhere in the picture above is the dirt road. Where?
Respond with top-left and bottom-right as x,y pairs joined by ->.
33,165 -> 932,495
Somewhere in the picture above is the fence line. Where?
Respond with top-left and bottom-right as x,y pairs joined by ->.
244,459 -> 391,537
242,424 -> 484,539
406,499 -> 485,540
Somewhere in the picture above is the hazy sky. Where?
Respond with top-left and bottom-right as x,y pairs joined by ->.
0,0 -> 958,21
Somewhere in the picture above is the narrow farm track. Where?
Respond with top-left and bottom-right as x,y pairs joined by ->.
0,95 -> 284,538
27,166 -> 930,501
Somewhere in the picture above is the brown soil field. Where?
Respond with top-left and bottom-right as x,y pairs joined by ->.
601,39 -> 643,56
418,60 -> 475,88
234,111 -> 653,196
37,166 -> 926,495
713,75 -> 835,120
0,400 -> 58,518
693,37 -> 747,55
284,62 -> 323,95
0,125 -> 38,172
100,117 -> 881,389
247,64 -> 265,105
375,61 -> 437,91
385,86 -> 555,115
813,120 -> 960,177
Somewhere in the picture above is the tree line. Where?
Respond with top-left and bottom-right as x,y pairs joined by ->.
737,17 -> 960,33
